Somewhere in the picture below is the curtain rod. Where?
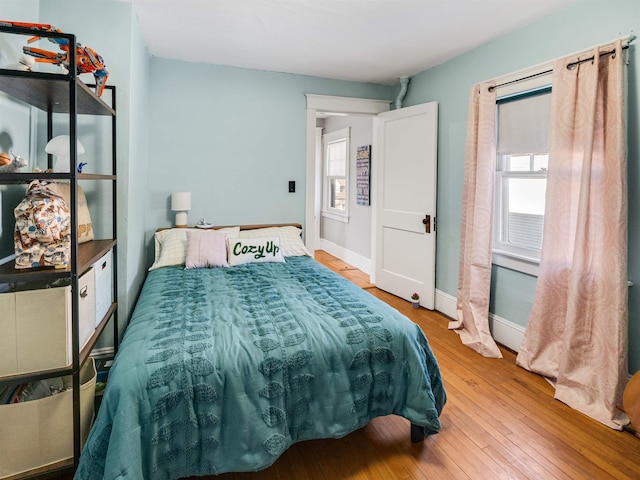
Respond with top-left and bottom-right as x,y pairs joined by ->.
488,36 -> 634,92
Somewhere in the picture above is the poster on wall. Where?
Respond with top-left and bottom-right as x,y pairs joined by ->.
356,145 -> 371,206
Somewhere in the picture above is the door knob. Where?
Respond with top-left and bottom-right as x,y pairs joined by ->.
423,215 -> 431,234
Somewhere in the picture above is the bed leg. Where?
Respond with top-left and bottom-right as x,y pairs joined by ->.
410,422 -> 424,443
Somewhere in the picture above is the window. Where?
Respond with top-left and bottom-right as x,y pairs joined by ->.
322,127 -> 350,222
493,89 -> 551,275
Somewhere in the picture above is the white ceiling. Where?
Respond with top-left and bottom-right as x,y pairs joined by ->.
130,0 -> 579,85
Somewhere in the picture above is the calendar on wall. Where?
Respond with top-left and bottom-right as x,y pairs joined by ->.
356,145 -> 371,206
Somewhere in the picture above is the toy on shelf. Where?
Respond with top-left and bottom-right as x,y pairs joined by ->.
0,20 -> 109,96
0,151 -> 27,172
6,54 -> 35,71
45,134 -> 85,173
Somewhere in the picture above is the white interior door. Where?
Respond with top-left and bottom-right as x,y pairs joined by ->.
374,102 -> 438,309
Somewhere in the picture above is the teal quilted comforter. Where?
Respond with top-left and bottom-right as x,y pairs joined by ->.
76,256 -> 445,479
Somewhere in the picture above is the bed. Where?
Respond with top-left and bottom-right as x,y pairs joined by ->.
75,225 -> 446,480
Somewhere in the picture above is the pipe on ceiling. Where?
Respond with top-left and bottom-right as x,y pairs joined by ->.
395,76 -> 410,109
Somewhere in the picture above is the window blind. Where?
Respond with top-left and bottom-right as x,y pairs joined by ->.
497,92 -> 551,154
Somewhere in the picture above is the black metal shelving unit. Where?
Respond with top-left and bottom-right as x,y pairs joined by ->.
0,24 -> 118,479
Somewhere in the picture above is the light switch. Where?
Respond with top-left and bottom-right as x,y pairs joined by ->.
289,181 -> 295,193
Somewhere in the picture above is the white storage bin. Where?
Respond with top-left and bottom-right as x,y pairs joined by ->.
78,268 -> 96,351
0,357 -> 97,479
0,271 -> 95,377
93,249 -> 113,325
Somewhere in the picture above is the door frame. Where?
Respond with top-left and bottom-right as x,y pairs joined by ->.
305,94 -> 390,261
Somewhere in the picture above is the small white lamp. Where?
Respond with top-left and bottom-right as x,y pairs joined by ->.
171,192 -> 191,228
45,135 -> 85,172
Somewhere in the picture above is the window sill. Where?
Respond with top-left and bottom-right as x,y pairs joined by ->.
492,250 -> 539,277
322,210 -> 349,224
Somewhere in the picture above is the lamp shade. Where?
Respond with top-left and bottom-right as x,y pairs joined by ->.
45,135 -> 85,173
171,192 -> 191,211
171,192 -> 191,228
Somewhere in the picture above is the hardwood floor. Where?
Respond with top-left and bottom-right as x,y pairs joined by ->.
210,251 -> 640,480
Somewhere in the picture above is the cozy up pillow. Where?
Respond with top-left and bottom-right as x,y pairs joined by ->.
238,226 -> 311,257
149,226 -> 240,270
227,237 -> 285,266
185,229 -> 229,269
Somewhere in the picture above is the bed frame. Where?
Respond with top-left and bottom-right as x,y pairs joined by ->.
155,222 -> 427,443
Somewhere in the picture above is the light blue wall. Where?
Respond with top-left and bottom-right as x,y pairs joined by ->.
0,0 -> 150,341
0,1 -> 39,258
400,0 -> 640,373
0,1 -> 39,48
145,58 -> 391,265
123,7 -> 151,329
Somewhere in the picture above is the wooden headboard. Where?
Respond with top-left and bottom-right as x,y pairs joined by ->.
230,223 -> 302,231
156,223 -> 302,232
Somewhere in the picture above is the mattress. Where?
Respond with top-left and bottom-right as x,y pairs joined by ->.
75,256 -> 446,479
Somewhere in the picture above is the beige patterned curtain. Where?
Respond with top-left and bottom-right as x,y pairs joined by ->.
516,40 -> 628,429
451,82 -> 502,359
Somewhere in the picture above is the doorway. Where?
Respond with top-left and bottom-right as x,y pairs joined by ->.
304,94 -> 390,273
305,95 -> 438,309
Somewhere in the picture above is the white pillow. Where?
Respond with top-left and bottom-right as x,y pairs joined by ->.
227,237 -> 285,266
185,229 -> 229,269
149,226 -> 240,270
238,226 -> 311,257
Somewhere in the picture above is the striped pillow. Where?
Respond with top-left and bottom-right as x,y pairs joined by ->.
149,226 -> 240,270
185,229 -> 229,269
238,226 -> 311,257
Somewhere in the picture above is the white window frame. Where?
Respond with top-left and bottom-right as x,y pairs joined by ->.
493,154 -> 548,276
492,87 -> 551,277
322,127 -> 350,223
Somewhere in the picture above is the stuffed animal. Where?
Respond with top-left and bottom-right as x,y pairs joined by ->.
5,54 -> 35,71
0,151 -> 27,172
